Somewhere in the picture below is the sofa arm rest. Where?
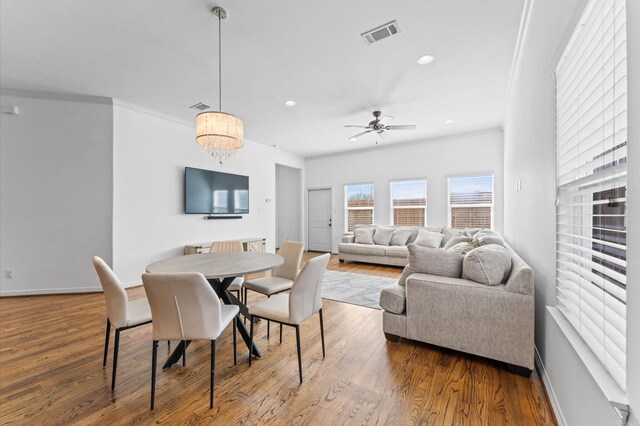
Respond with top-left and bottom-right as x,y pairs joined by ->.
342,233 -> 355,243
379,284 -> 406,314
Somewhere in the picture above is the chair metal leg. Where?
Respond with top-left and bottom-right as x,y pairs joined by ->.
182,340 -> 186,367
210,340 -> 216,409
103,319 -> 111,368
295,325 -> 303,384
111,329 -> 120,391
267,295 -> 271,339
150,340 -> 158,410
319,309 -> 325,358
279,324 -> 283,344
233,316 -> 237,366
249,317 -> 254,366
167,340 -> 170,351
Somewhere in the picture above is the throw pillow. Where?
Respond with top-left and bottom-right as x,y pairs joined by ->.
373,226 -> 395,246
446,240 -> 480,255
413,230 -> 443,248
462,244 -> 513,285
397,244 -> 463,286
443,235 -> 473,250
475,235 -> 504,247
354,227 -> 375,245
441,227 -> 463,246
390,228 -> 413,246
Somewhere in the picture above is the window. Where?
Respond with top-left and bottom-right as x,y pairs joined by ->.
390,179 -> 427,226
447,175 -> 494,229
344,183 -> 374,232
555,0 -> 627,389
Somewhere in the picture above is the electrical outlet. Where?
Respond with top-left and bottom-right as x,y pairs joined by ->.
5,270 -> 14,279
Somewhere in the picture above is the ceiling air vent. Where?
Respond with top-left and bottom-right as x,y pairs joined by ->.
189,102 -> 210,111
361,20 -> 400,44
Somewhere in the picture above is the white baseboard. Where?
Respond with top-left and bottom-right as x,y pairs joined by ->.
0,286 -> 101,297
535,346 -> 567,426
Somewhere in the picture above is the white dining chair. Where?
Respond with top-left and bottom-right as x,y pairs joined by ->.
142,272 -> 239,410
243,241 -> 304,337
92,256 -> 152,391
209,240 -> 245,302
248,253 -> 330,383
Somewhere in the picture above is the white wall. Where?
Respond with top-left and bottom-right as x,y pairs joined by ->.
503,0 -> 639,424
112,101 -> 304,286
305,128 -> 504,253
0,91 -> 113,295
275,164 -> 302,247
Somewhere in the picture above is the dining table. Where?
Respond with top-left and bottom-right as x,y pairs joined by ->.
145,251 -> 284,368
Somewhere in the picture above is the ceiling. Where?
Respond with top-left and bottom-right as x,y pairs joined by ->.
0,0 -> 524,157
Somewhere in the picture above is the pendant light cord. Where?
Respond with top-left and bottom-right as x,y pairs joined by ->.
218,13 -> 222,112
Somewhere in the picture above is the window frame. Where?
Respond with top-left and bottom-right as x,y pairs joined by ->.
389,178 -> 428,227
344,182 -> 375,232
447,173 -> 495,229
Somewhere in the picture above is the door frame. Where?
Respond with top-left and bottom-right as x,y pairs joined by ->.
306,186 -> 333,253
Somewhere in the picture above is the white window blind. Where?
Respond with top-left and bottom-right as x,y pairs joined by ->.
555,0 -> 627,390
391,179 -> 427,227
448,175 -> 494,229
345,183 -> 374,232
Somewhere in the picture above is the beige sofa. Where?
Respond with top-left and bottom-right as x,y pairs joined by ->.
339,225 -> 448,266
379,239 -> 535,376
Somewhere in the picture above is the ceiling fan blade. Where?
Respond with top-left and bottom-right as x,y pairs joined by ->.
377,131 -> 388,140
348,131 -> 371,141
379,115 -> 394,125
344,125 -> 369,128
386,124 -> 416,130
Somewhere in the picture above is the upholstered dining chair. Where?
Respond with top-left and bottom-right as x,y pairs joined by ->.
248,253 -> 330,383
209,240 -> 244,302
243,240 -> 305,336
142,272 -> 239,410
92,256 -> 152,391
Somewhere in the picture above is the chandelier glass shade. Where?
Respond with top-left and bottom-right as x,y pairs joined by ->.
195,6 -> 243,163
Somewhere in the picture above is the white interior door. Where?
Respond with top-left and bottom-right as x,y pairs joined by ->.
308,188 -> 332,252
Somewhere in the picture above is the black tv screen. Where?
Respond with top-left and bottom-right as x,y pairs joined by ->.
184,167 -> 249,214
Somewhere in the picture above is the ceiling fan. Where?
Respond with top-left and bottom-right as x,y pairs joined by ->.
344,110 -> 416,141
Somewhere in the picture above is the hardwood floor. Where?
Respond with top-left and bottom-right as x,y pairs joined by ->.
0,253 -> 556,425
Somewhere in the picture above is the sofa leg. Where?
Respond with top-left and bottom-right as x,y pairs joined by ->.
384,332 -> 400,343
507,363 -> 532,377
339,259 -> 345,263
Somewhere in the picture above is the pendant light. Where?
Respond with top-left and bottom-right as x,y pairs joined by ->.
195,6 -> 243,164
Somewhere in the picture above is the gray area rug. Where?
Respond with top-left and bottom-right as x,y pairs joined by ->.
321,270 -> 398,310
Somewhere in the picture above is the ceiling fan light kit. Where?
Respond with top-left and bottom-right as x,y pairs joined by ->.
195,6 -> 244,164
344,110 -> 416,142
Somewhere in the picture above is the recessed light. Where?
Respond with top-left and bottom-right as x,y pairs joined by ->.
417,54 -> 435,65
349,137 -> 358,141
444,119 -> 454,124
284,100 -> 296,107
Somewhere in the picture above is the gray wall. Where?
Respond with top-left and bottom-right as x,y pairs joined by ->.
276,164 -> 302,247
0,91 -> 113,295
503,0 -> 639,424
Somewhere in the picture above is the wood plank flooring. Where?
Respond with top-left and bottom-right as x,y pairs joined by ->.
0,253 -> 556,425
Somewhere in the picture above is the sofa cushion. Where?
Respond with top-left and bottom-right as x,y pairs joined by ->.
379,285 -> 406,314
385,246 -> 409,258
398,244 -> 464,286
354,227 -> 375,245
338,243 -> 386,256
463,244 -> 513,285
443,234 -> 473,250
373,226 -> 395,246
413,230 -> 443,248
390,228 -> 413,246
446,239 -> 480,255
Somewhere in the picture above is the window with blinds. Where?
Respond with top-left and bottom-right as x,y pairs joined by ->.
390,179 -> 427,226
345,183 -> 374,231
555,0 -> 627,390
448,175 -> 494,229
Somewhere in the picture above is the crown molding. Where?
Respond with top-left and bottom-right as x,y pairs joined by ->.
0,88 -> 112,105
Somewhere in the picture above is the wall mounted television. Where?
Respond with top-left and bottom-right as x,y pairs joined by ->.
184,167 -> 249,215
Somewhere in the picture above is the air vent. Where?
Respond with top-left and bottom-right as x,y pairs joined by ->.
189,102 -> 210,111
361,20 -> 400,44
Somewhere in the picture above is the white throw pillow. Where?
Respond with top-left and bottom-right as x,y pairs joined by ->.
373,226 -> 395,246
412,230 -> 443,248
354,227 -> 375,245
